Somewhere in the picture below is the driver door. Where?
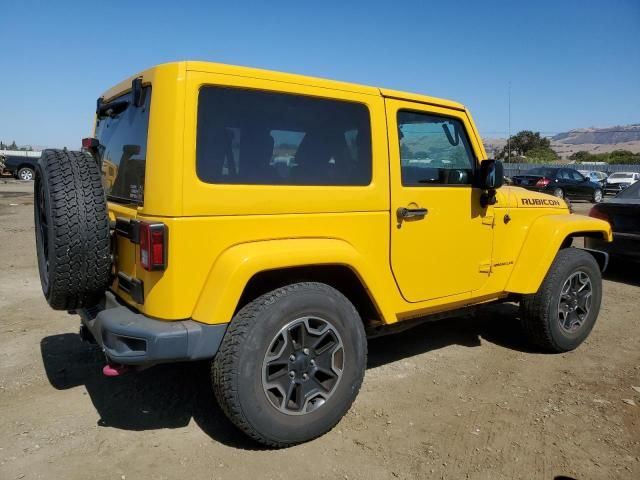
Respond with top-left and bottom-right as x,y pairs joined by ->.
386,99 -> 494,302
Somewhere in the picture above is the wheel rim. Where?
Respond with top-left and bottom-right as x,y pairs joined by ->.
557,271 -> 592,334
262,316 -> 344,415
34,178 -> 50,290
594,190 -> 602,202
20,169 -> 33,180
553,188 -> 563,198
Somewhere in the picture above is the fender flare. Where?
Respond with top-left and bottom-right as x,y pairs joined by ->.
191,238 -> 393,325
505,214 -> 611,294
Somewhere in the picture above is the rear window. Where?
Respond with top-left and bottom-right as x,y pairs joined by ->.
196,86 -> 372,186
526,168 -> 556,177
95,87 -> 151,204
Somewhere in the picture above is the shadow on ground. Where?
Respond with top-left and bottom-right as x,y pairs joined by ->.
40,302 -> 533,449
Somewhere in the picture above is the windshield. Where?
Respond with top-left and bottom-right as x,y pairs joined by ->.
617,180 -> 640,199
95,87 -> 151,204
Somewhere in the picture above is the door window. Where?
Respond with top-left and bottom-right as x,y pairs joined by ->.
570,170 -> 585,182
397,111 -> 475,186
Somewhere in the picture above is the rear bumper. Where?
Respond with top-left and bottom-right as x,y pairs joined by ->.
78,292 -> 227,366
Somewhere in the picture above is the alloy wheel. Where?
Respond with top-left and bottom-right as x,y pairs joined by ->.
262,316 -> 344,415
557,271 -> 592,333
19,169 -> 34,181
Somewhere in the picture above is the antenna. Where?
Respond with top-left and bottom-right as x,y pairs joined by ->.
508,81 -> 511,163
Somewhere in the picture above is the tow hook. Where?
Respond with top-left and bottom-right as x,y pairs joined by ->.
102,363 -> 129,377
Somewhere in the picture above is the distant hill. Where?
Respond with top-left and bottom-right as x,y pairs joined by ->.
482,124 -> 640,159
552,124 -> 640,144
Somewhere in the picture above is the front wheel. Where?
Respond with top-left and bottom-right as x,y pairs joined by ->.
520,248 -> 602,352
592,188 -> 603,203
212,282 -> 367,447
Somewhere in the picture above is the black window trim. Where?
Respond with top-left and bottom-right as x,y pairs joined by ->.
396,108 -> 478,188
195,84 -> 374,187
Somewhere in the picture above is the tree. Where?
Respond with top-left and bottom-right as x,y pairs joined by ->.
498,130 -> 552,159
568,151 -> 591,162
0,141 -> 5,150
566,149 -> 640,165
608,150 -> 640,164
9,141 -> 18,151
525,146 -> 559,163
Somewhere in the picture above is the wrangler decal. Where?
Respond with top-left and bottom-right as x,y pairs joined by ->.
521,198 -> 561,207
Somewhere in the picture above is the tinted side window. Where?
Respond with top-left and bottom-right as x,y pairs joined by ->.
570,170 -> 585,181
397,111 -> 475,186
196,87 -> 372,186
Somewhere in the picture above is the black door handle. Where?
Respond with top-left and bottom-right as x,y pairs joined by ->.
397,207 -> 428,219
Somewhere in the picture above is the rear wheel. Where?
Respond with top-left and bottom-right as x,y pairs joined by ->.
552,187 -> 564,199
34,150 -> 111,310
18,167 -> 34,181
212,282 -> 367,447
520,248 -> 601,352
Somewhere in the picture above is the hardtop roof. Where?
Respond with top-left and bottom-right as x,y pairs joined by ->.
102,61 -> 466,111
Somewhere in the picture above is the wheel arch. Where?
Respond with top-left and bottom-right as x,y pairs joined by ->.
191,238 -> 393,326
17,163 -> 36,175
506,214 -> 612,294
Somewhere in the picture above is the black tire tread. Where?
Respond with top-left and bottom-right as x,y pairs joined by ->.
212,282 -> 366,448
520,248 -> 599,352
36,150 -> 111,310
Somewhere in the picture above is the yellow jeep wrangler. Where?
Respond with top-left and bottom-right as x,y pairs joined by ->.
34,61 -> 611,447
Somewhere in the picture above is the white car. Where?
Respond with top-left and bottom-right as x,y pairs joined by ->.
605,171 -> 640,195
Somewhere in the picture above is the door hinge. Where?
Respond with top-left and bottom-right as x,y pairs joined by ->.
479,262 -> 492,273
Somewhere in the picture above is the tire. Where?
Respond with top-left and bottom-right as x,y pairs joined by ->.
34,150 -> 111,310
18,167 -> 35,181
212,282 -> 367,448
520,248 -> 601,353
552,187 -> 564,199
592,188 -> 603,203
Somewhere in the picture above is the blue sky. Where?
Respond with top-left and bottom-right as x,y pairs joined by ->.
1,0 -> 638,148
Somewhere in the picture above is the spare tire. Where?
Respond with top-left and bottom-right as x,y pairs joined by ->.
34,150 -> 111,310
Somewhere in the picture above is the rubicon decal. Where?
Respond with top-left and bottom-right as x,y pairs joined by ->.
521,198 -> 562,207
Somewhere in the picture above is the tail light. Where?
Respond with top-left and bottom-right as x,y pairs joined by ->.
588,206 -> 609,223
139,222 -> 167,271
535,177 -> 551,187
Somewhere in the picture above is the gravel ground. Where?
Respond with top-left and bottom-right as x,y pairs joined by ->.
1,180 -> 638,480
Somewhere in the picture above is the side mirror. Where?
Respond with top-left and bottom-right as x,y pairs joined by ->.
478,160 -> 503,207
478,159 -> 504,189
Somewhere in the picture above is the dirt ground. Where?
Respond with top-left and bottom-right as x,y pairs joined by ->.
1,179 -> 638,480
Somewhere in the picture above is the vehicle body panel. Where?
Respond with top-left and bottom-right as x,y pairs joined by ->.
95,61 -> 612,330
586,185 -> 640,260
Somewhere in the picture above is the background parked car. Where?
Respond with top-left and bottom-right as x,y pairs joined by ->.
578,170 -> 608,188
604,171 -> 640,196
1,153 -> 40,180
511,167 -> 603,203
586,179 -> 640,262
